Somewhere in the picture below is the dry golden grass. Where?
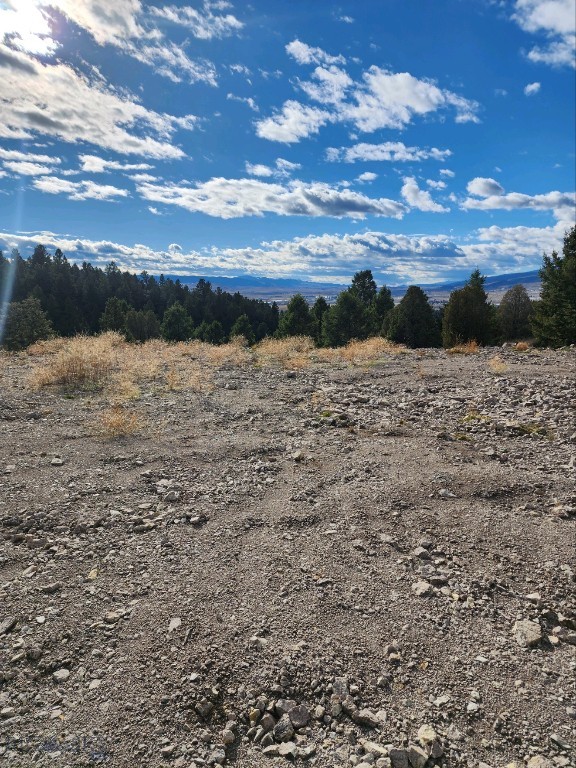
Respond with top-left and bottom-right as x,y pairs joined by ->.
30,333 -> 122,389
446,340 -> 480,355
96,405 -> 142,438
488,355 -> 508,374
338,337 -> 407,364
27,333 -> 248,397
254,336 -> 315,369
514,341 -> 531,352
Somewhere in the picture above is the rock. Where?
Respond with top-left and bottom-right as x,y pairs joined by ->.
278,741 -> 297,758
160,744 -> 176,758
273,714 -> 295,742
417,725 -> 438,747
51,457 -> 65,466
260,712 -> 276,732
195,698 -> 214,719
389,748 -> 410,768
513,619 -> 542,647
412,580 -> 433,597
53,668 -> 70,683
0,617 -> 17,635
168,617 -> 181,633
289,704 -> 310,729
412,546 -> 431,560
407,744 -> 429,768
262,744 -> 280,757
209,748 -> 226,765
275,698 -> 297,715
352,708 -> 382,728
527,757 -> 552,768
221,729 -> 235,746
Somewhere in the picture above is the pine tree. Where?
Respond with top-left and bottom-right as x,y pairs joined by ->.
322,290 -> 370,347
384,286 -> 440,348
2,297 -> 53,350
100,297 -> 129,333
374,285 -> 394,326
277,294 -> 315,337
497,284 -> 533,340
161,303 -> 194,342
532,226 -> 576,347
442,269 -> 496,347
230,314 -> 255,344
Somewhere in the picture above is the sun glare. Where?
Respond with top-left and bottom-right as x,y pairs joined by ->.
0,0 -> 59,55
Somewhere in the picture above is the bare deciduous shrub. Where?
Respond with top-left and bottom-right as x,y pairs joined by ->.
30,333 -> 123,389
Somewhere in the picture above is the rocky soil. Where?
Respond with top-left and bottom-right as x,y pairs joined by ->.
0,345 -> 575,768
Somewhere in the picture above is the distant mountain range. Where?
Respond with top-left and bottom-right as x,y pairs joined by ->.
170,269 -> 541,304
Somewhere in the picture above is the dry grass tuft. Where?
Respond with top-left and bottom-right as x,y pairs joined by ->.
254,336 -> 315,369
488,355 -> 508,374
97,405 -> 142,438
514,341 -> 531,352
30,333 -> 123,389
338,337 -> 407,364
446,340 -> 480,355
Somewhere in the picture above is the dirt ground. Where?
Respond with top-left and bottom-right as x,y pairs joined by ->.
0,341 -> 574,768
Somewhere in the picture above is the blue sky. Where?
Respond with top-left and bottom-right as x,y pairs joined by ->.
0,0 -> 574,285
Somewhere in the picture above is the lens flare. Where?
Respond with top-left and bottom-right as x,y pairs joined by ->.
0,179 -> 26,346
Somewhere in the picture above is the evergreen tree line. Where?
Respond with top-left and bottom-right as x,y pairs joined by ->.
0,245 -> 279,350
1,226 -> 574,350
276,225 -> 576,349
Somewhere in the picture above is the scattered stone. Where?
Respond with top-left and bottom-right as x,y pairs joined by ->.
412,580 -> 433,597
52,669 -> 70,683
513,619 -> 543,647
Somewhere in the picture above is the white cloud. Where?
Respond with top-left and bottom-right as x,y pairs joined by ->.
0,0 -> 59,55
131,173 -> 157,182
524,81 -> 541,95
440,169 -> 455,178
0,45 -> 194,158
401,177 -> 449,213
1,221 -> 570,284
9,0 -> 221,85
148,206 -> 161,215
462,188 -> 575,220
467,177 -> 505,197
256,101 -> 332,143
136,176 -> 406,220
257,52 -> 479,143
3,161 -> 54,176
426,179 -> 447,189
227,93 -> 259,111
357,172 -> 378,182
151,2 -> 243,39
168,242 -> 182,251
326,141 -> 452,163
0,147 -> 61,164
33,176 -> 129,201
512,0 -> 576,67
79,154 -> 153,173
286,39 -> 346,66
129,42 -> 218,86
245,162 -> 274,177
338,15 -> 354,24
275,158 -> 301,175
299,65 -> 353,105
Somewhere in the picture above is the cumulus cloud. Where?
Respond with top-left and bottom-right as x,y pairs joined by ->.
401,177 -> 449,213
0,147 -> 61,165
256,101 -> 332,143
79,155 -> 153,173
257,50 -> 479,143
3,161 -> 54,176
33,176 -> 129,201
245,162 -> 274,177
440,169 -> 455,178
326,141 -> 452,163
467,177 -> 505,197
0,0 -> 59,55
1,220 -> 570,284
462,188 -> 575,220
357,172 -> 378,183
0,45 -> 194,158
286,39 -> 346,66
136,176 -> 406,220
512,0 -> 576,67
524,81 -> 541,95
426,179 -> 447,190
